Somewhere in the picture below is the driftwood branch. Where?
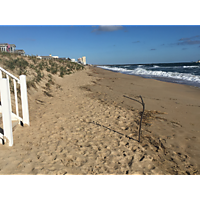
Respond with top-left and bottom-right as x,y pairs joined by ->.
123,95 -> 145,143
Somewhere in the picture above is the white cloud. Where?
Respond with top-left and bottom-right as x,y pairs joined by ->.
92,25 -> 124,32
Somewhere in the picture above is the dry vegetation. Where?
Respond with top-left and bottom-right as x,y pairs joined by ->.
0,52 -> 85,94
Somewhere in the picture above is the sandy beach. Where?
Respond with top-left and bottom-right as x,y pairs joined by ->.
0,65 -> 199,175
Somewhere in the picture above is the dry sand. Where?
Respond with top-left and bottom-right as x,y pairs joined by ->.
0,65 -> 199,175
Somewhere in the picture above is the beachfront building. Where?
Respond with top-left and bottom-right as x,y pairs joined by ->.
40,54 -> 60,60
40,56 -> 53,60
0,43 -> 16,53
0,43 -> 26,56
77,58 -> 82,63
77,56 -> 86,65
14,50 -> 25,56
71,58 -> 76,62
82,56 -> 86,65
40,54 -> 53,60
52,56 -> 59,59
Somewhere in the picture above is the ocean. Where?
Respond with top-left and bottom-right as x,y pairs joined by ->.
97,62 -> 200,88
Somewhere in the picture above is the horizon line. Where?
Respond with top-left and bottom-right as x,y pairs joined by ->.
94,60 -> 198,66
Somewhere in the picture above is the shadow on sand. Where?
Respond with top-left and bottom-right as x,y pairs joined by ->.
89,121 -> 138,142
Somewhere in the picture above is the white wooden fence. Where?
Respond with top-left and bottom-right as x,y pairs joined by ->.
0,66 -> 29,146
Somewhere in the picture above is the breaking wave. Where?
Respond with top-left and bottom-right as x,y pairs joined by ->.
131,68 -> 200,83
183,66 -> 199,68
97,65 -> 200,84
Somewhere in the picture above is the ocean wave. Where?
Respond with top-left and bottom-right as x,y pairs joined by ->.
131,68 -> 200,83
97,66 -> 131,73
97,65 -> 200,83
183,66 -> 199,68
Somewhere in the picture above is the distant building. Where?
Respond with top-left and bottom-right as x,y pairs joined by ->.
40,54 -> 61,60
82,56 -> 86,65
58,57 -> 67,60
52,56 -> 59,59
71,58 -> 76,62
0,43 -> 25,55
197,60 -> 200,63
40,54 -> 53,60
14,49 -> 25,56
40,56 -> 53,60
0,43 -> 26,56
77,58 -> 82,63
0,43 -> 16,53
77,56 -> 86,65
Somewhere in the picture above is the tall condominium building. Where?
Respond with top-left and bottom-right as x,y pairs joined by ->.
82,56 -> 86,65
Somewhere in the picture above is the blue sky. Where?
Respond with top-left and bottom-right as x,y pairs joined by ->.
0,25 -> 200,65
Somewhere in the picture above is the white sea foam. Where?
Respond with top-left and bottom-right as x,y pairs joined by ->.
183,66 -> 199,68
97,66 -> 130,73
131,68 -> 200,83
97,65 -> 200,83
153,65 -> 160,68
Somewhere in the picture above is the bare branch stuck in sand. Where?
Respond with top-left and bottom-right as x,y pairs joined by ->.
123,95 -> 145,143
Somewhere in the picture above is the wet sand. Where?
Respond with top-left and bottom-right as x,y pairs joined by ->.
0,65 -> 199,175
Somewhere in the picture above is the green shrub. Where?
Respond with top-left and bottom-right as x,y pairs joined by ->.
48,74 -> 52,79
4,57 -> 29,73
45,82 -> 50,90
4,59 -> 15,70
49,59 -> 53,66
30,64 -> 35,69
36,63 -> 44,71
59,71 -> 64,77
47,74 -> 54,85
46,66 -> 51,72
50,63 -> 58,74
35,69 -> 44,83
0,52 -> 11,57
30,57 -> 37,64
59,66 -> 67,77
27,80 -> 37,89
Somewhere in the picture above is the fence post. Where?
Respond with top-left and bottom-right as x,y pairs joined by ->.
13,79 -> 19,117
0,78 -> 13,146
20,75 -> 29,125
6,74 -> 12,113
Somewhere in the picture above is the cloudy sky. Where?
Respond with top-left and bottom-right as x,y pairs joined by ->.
1,25 -> 200,64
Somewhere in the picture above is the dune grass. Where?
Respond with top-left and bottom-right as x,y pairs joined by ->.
0,52 -> 85,92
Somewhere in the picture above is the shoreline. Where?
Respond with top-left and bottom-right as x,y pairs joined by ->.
95,65 -> 200,89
